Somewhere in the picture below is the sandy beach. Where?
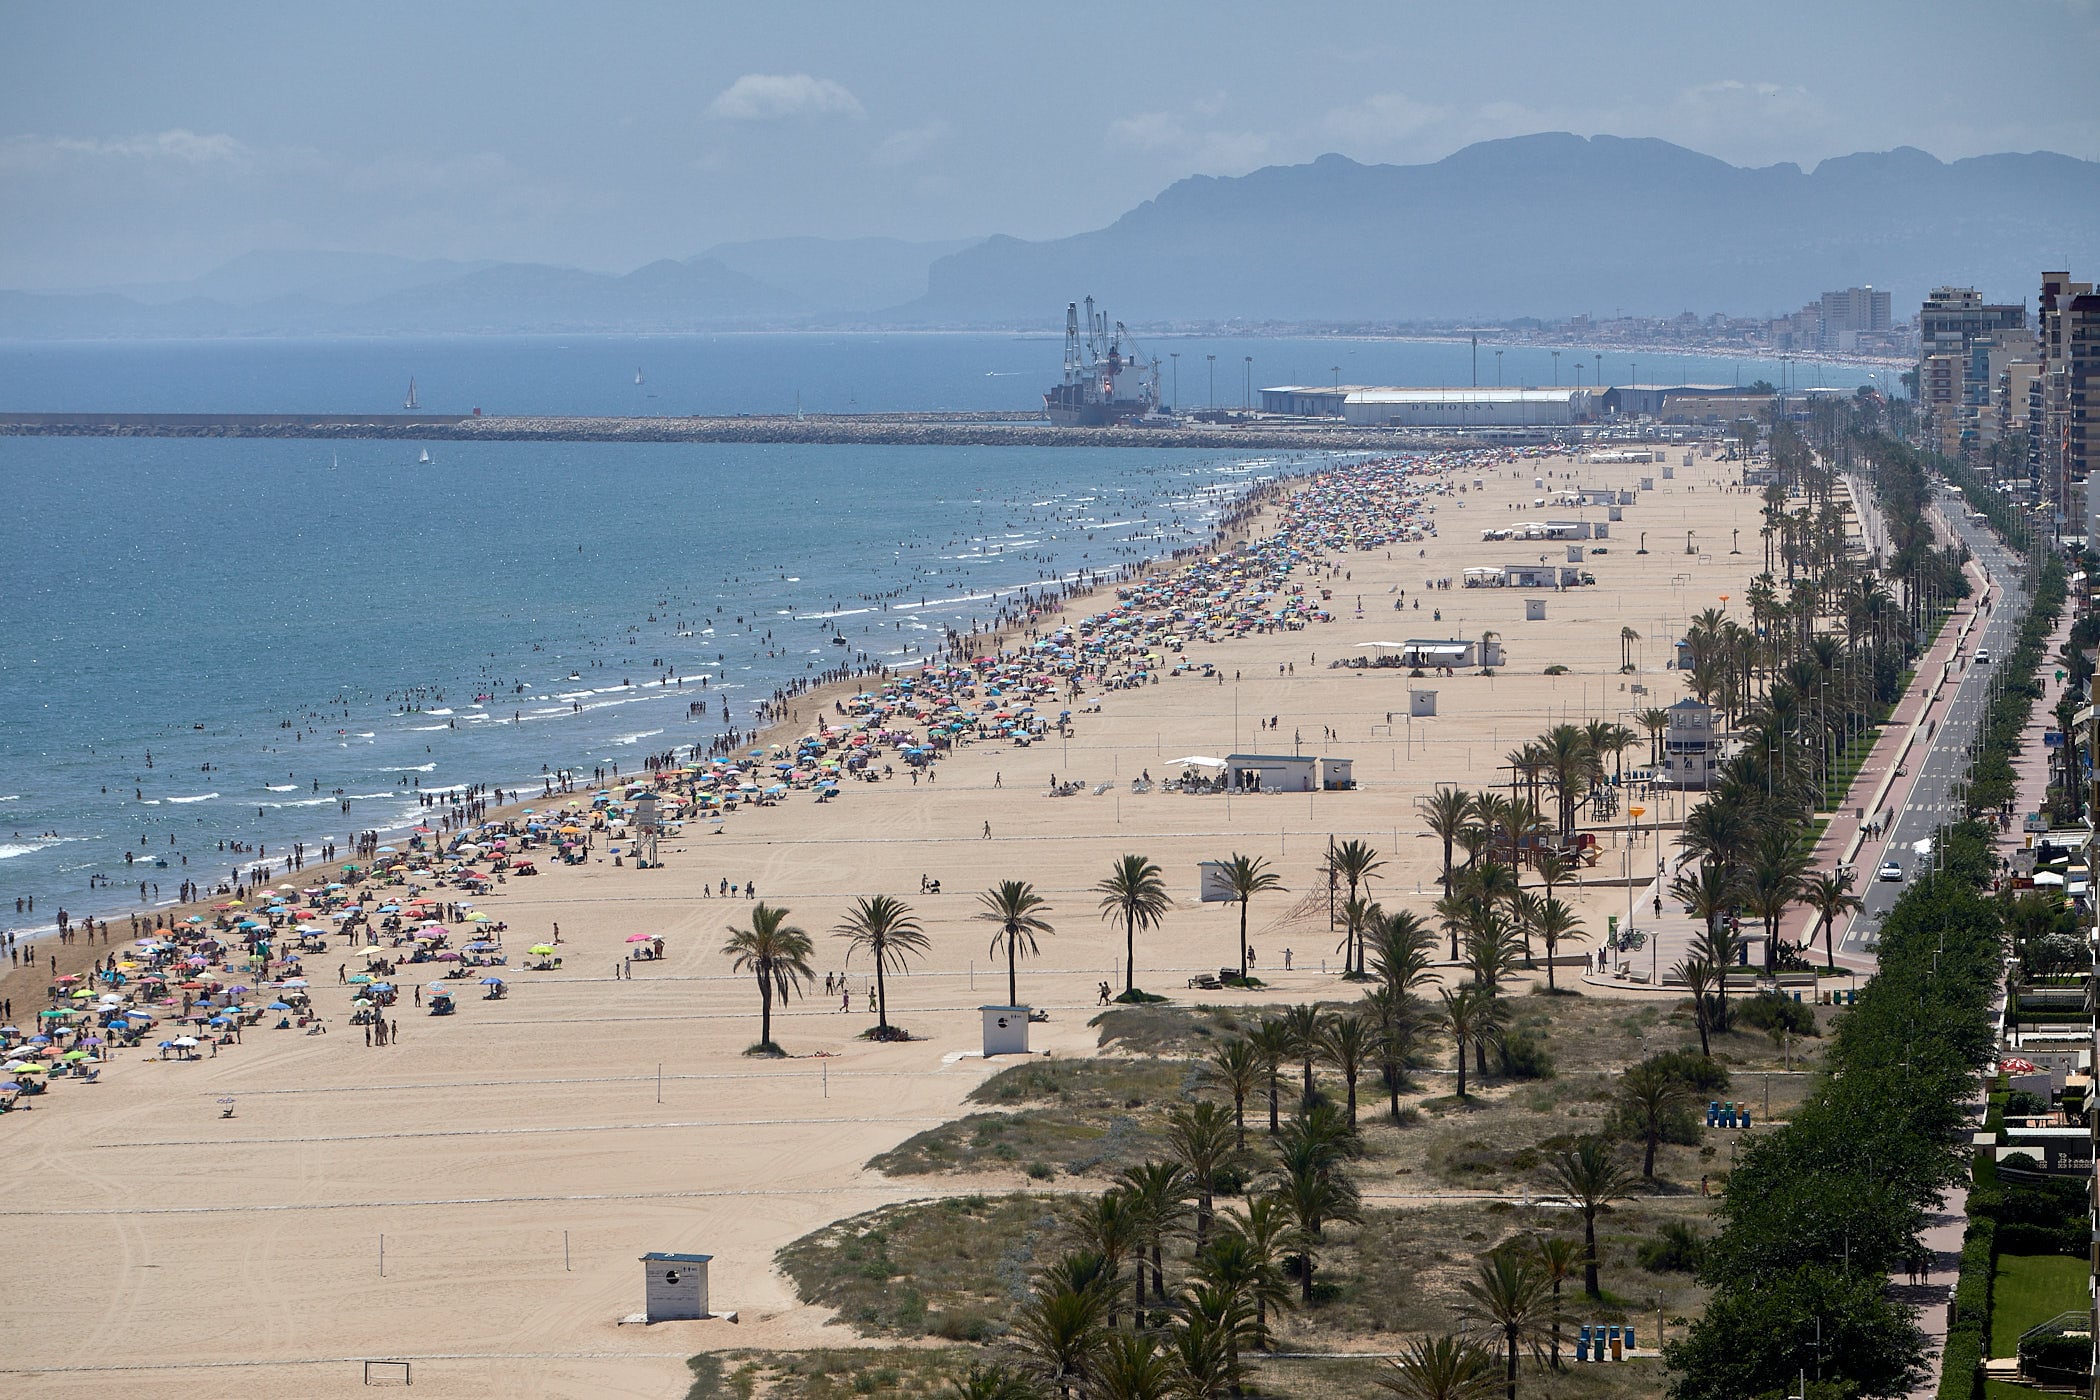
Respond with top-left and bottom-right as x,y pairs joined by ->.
0,445 -> 1783,1398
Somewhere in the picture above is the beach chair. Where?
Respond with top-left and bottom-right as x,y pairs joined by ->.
79,1068 -> 99,1084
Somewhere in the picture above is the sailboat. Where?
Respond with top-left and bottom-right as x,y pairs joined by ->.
331,450 -> 339,470
404,378 -> 419,411
635,368 -> 645,386
419,447 -> 432,465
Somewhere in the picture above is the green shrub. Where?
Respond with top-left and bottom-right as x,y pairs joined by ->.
1733,991 -> 1819,1038
1647,1047 -> 1731,1094
1637,1220 -> 1706,1273
1495,1025 -> 1555,1080
1936,1324 -> 1984,1400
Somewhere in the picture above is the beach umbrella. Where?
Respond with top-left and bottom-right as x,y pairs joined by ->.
266,1001 -> 291,1011
479,977 -> 504,986
528,944 -> 557,956
171,1036 -> 199,1048
624,933 -> 653,943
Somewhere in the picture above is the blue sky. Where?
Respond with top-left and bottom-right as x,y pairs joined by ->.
2,0 -> 2096,289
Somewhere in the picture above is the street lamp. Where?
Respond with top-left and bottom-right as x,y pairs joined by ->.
1552,350 -> 1561,386
1495,349 -> 1504,387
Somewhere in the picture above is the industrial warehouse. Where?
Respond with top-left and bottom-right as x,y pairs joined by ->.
1258,385 -> 1595,426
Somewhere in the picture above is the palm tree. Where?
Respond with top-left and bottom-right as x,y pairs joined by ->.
943,1364 -> 1041,1400
1537,724 -> 1596,841
1178,1281 -> 1258,1394
1214,854 -> 1283,981
1166,1292 -> 1239,1400
1277,1156 -> 1364,1302
1206,1037 -> 1264,1149
1095,854 -> 1174,997
1460,906 -> 1524,995
1436,984 -> 1504,1098
1456,1246 -> 1555,1400
1212,1198 -> 1293,1349
1316,1012 -> 1376,1130
1163,1101 -> 1240,1248
1279,1003 -> 1326,1112
1117,1160 -> 1192,1305
1192,1229 -> 1290,1362
1368,907 -> 1437,996
1618,624 -> 1641,672
1672,957 -> 1718,1056
1328,840 -> 1385,975
833,894 -> 928,1039
1249,1018 -> 1294,1135
1523,895 -> 1584,993
1069,1188 -> 1141,1326
1544,1139 -> 1633,1298
1372,1335 -> 1502,1400
1528,1235 -> 1581,1369
1087,1331 -> 1172,1400
1011,1263 -> 1110,1400
1365,984 -> 1425,1122
1616,1061 -> 1696,1178
1637,707 -> 1670,770
721,902 -> 814,1053
976,880 -> 1053,1007
1743,824 -> 1810,973
1801,868 -> 1863,972
1422,787 -> 1474,899
1688,921 -> 1742,1033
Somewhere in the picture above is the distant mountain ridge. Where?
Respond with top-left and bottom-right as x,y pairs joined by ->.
905,134 -> 2100,323
4,134 -> 2096,338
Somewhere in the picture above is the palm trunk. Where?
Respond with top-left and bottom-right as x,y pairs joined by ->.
1301,1058 -> 1314,1112
1006,930 -> 1018,1006
875,956 -> 889,1033
1300,1252 -> 1314,1303
1583,1217 -> 1601,1297
1233,1094 -> 1246,1150
758,969 -> 773,1046
1238,901 -> 1249,980
1124,911 -> 1136,994
1344,1073 -> 1357,1129
1643,1130 -> 1658,1178
1545,940 -> 1557,992
1455,1036 -> 1468,1097
1151,1242 -> 1165,1301
1504,1325 -> 1519,1400
1267,1068 -> 1280,1133
1550,1280 -> 1563,1367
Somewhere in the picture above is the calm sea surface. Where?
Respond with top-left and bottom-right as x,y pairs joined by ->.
0,332 -> 1878,932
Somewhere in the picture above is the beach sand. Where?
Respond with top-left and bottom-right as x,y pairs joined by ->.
0,447 -> 1781,1398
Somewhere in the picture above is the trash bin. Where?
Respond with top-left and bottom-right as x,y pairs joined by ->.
1576,1325 -> 1591,1362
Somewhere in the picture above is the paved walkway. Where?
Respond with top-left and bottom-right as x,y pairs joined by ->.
1580,494 -> 1997,993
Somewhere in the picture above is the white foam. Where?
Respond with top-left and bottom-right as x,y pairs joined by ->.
345,791 -> 397,801
266,784 -> 299,792
609,729 -> 665,746
425,708 -> 454,716
409,723 -> 449,732
166,792 -> 218,804
0,841 -> 50,860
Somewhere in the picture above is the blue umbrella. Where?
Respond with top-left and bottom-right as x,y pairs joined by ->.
266,1001 -> 291,1011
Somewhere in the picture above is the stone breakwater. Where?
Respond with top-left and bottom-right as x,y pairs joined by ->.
0,410 -> 1489,451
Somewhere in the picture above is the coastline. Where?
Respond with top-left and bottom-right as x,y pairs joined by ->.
0,441 -> 1789,1397
0,468 -> 1302,1013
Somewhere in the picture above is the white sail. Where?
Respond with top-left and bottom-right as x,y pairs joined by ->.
404,378 -> 419,411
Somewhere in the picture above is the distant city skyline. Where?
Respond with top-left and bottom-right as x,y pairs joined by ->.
2,0 -> 2097,290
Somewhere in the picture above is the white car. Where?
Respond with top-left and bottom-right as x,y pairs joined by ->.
1974,648 -> 1991,665
1877,860 -> 1904,882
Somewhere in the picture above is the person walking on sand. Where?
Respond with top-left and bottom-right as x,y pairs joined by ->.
983,820 -> 992,839
841,987 -> 850,1012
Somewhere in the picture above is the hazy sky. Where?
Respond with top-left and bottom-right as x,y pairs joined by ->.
3,0 -> 2096,290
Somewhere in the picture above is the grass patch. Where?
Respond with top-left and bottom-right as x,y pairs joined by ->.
1091,1001 -> 1250,1055
1988,1252 -> 2089,1357
868,1057 -> 1197,1177
776,1194 -> 1062,1339
687,1347 -> 968,1400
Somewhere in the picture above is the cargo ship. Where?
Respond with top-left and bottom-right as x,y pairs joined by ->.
1044,297 -> 1160,426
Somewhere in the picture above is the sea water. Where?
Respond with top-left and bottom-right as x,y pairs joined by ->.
0,433 -> 1301,929
0,331 -> 1866,418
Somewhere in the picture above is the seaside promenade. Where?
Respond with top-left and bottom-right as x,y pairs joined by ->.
0,449 -> 1789,1398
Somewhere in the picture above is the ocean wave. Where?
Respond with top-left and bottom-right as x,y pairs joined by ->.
0,841 -> 49,860
425,708 -> 454,716
608,729 -> 665,746
266,784 -> 299,792
409,723 -> 450,731
0,794 -> 19,802
258,797 -> 334,809
165,792 -> 218,804
346,791 -> 397,801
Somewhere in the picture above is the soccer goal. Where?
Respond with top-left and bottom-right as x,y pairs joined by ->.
362,1359 -> 412,1386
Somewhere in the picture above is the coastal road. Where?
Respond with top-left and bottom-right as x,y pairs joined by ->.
1846,490 -> 2031,947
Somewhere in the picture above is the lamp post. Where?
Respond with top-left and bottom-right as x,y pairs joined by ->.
1552,350 -> 1561,386
1496,349 -> 1504,387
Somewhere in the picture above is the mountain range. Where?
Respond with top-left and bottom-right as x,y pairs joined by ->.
5,134 -> 2096,338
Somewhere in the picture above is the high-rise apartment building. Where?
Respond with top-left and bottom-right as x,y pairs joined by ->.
1820,285 -> 1892,349
2034,272 -> 2099,535
1918,287 -> 2027,460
